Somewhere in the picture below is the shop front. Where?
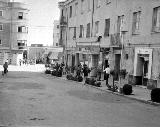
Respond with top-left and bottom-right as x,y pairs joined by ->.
133,48 -> 152,86
75,45 -> 100,69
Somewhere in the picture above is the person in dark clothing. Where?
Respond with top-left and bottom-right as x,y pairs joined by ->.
83,64 -> 89,84
3,62 -> 8,75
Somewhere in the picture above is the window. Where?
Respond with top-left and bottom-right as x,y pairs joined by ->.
104,19 -> 110,37
18,26 -> 27,33
17,40 -> 27,46
0,40 -> 2,45
62,9 -> 64,16
0,24 -> 3,31
73,27 -> 76,39
18,12 -> 23,19
79,25 -> 84,38
75,2 -> 78,16
132,11 -> 141,34
57,25 -> 59,29
86,23 -> 90,38
95,21 -> 99,36
152,6 -> 160,32
56,43 -> 58,46
69,6 -> 72,18
0,11 -> 3,17
117,15 -> 124,33
81,0 -> 85,14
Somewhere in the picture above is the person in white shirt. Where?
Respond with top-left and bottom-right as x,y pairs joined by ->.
104,65 -> 110,85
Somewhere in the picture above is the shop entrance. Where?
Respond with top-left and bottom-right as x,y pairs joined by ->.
137,54 -> 149,86
72,55 -> 75,67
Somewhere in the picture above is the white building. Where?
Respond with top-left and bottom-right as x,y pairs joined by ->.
0,0 -> 29,65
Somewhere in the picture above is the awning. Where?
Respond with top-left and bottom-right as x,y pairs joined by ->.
49,52 -> 59,60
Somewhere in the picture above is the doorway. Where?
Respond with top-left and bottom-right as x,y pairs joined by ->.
104,60 -> 108,68
137,54 -> 149,86
114,54 -> 121,80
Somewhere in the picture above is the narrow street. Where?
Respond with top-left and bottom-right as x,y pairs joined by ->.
0,65 -> 160,127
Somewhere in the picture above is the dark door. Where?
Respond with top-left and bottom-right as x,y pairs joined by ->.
104,60 -> 108,68
114,54 -> 121,80
72,55 -> 75,67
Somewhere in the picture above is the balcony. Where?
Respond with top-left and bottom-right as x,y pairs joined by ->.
110,33 -> 122,48
60,16 -> 67,27
18,43 -> 27,50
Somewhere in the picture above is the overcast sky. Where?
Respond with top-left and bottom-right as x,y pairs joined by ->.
14,0 -> 61,46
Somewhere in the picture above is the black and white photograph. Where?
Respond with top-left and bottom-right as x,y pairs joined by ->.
0,0 -> 160,127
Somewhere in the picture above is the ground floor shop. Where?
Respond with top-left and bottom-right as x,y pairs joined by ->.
63,44 -> 160,89
108,46 -> 160,89
0,49 -> 23,65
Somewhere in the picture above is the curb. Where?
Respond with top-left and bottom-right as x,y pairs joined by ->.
46,74 -> 160,106
91,86 -> 160,106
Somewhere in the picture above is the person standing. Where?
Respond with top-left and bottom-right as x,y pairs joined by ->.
83,64 -> 89,84
104,65 -> 110,85
3,61 -> 8,75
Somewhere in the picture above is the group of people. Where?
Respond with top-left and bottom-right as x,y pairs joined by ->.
48,61 -> 111,86
75,63 -> 111,86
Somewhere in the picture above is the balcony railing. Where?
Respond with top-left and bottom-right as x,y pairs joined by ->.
110,33 -> 122,47
18,46 -> 27,50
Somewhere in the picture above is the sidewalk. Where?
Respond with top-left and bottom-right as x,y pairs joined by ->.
60,75 -> 160,106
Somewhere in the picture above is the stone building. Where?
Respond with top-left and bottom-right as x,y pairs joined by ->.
59,0 -> 160,89
0,0 -> 29,65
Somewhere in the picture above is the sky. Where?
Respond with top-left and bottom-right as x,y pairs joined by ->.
14,0 -> 62,46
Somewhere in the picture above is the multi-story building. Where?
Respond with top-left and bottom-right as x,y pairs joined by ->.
59,0 -> 160,89
53,20 -> 60,47
0,0 -> 29,65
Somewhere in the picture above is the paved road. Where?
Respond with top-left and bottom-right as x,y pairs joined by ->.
0,65 -> 160,127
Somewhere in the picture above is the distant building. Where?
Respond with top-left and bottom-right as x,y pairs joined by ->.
0,0 -> 29,65
28,45 -> 63,64
53,20 -> 60,47
31,44 -> 43,47
28,44 -> 45,62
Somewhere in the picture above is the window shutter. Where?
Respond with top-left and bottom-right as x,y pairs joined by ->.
104,19 -> 110,37
152,8 -> 157,30
86,23 -> 90,37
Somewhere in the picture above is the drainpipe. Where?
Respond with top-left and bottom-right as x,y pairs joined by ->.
91,0 -> 94,37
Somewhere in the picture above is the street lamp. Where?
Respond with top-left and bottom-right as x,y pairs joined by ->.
118,29 -> 128,92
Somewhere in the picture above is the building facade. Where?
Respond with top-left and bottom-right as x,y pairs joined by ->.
0,0 -> 29,65
53,20 -> 60,47
59,0 -> 160,89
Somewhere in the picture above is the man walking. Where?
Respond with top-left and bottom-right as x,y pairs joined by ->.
3,61 -> 8,76
104,65 -> 110,85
